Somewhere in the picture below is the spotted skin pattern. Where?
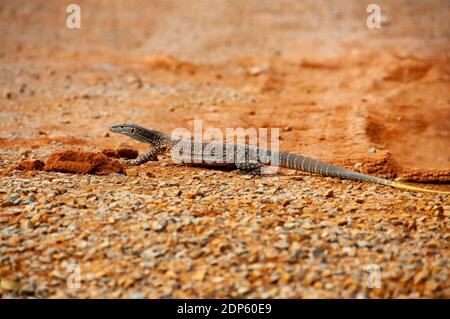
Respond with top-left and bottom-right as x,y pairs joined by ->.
109,123 -> 449,194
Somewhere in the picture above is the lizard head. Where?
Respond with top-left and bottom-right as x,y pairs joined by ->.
109,123 -> 140,135
109,123 -> 163,144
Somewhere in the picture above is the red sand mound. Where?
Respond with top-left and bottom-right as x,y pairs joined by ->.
14,159 -> 45,171
43,150 -> 124,175
142,54 -> 197,74
399,169 -> 450,183
102,148 -> 138,159
117,148 -> 139,159
101,149 -> 120,158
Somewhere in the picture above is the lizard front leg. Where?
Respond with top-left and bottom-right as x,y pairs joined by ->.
124,146 -> 165,166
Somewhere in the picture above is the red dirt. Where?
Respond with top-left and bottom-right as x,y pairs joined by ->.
0,1 -> 447,185
399,169 -> 450,183
43,150 -> 124,175
13,159 -> 45,171
116,148 -> 139,159
101,149 -> 121,158
102,148 -> 139,159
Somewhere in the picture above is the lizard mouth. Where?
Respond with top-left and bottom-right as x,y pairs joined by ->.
109,124 -> 124,133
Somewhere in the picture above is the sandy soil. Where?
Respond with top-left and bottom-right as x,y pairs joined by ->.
0,0 -> 449,298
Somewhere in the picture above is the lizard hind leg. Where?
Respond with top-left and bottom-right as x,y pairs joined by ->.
235,160 -> 262,175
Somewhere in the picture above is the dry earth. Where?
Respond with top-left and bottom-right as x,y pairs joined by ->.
0,0 -> 449,298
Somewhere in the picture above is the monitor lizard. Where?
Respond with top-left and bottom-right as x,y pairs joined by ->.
109,123 -> 449,194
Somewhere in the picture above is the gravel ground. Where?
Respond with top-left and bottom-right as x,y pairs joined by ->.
0,161 -> 448,298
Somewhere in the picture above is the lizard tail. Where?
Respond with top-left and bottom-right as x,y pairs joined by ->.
278,152 -> 449,194
389,181 -> 450,194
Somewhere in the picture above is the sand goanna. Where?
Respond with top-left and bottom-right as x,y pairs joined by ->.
109,123 -> 449,194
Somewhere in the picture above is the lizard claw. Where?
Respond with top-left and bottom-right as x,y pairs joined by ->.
122,159 -> 136,166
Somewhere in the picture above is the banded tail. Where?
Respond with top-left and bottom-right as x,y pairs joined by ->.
278,152 -> 449,194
